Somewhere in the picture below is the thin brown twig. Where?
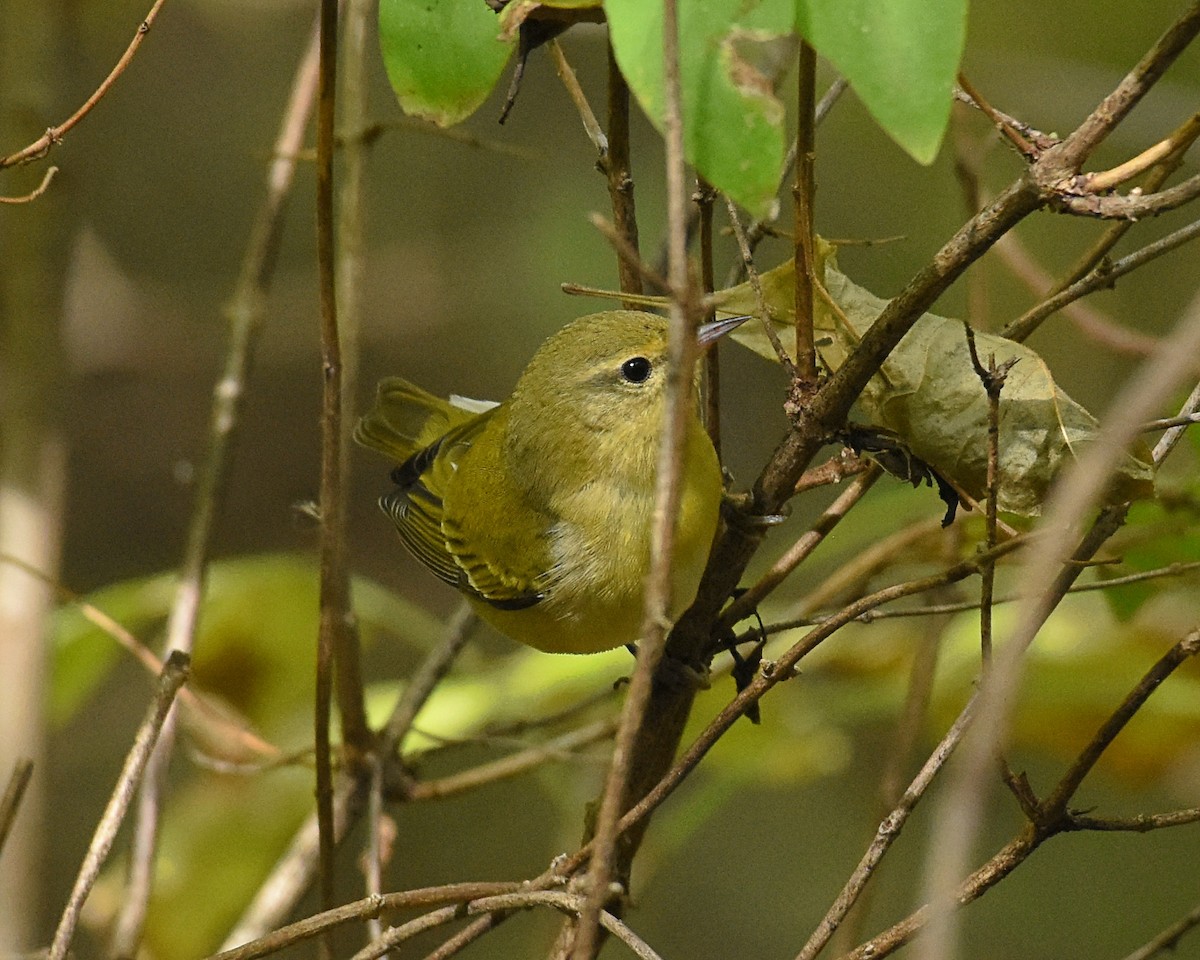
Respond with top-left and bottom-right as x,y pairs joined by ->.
588,213 -> 670,292
407,719 -> 617,801
382,603 -> 476,747
797,691 -> 979,960
1119,901 -> 1200,960
109,20 -> 321,957
0,165 -> 57,203
548,40 -> 607,157
993,229 -> 1159,354
786,518 -> 948,622
729,76 -> 850,281
840,558 -> 1200,622
724,195 -> 798,375
697,178 -> 720,452
421,920 -> 494,960
955,73 -> 1036,158
722,466 -> 881,627
603,41 -> 643,307
341,117 -> 540,160
1142,410 -> 1200,432
963,325 -> 1015,662
1152,382 -> 1200,464
1083,111 -> 1200,193
793,41 -> 818,383
314,0 -> 343,938
0,758 -> 34,859
1071,808 -> 1200,833
793,451 -> 871,494
210,883 -> 523,960
919,280 -> 1200,960
1052,172 -> 1200,220
1003,215 -> 1200,342
484,680 -> 619,739
1,0 -> 168,167
965,324 -> 1040,806
573,0 -> 698,953
358,891 -> 664,960
49,653 -> 190,960
952,88 -> 1058,154
363,758 -> 386,945
1044,629 -> 1200,819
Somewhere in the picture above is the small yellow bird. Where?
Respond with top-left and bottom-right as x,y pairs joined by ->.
355,310 -> 744,654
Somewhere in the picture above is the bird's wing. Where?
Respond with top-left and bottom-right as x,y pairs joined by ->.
379,414 -> 483,591
439,409 -> 552,611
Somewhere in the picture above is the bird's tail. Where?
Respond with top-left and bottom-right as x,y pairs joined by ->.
355,377 -> 464,463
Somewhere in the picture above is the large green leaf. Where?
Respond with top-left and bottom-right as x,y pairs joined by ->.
378,0 -> 514,126
606,0 -> 791,218
795,0 -> 967,164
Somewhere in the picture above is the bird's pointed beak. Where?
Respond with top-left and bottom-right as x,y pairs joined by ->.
697,314 -> 750,348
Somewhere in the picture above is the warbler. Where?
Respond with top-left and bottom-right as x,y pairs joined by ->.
355,310 -> 744,654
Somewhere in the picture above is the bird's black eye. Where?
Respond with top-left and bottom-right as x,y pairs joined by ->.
620,356 -> 652,383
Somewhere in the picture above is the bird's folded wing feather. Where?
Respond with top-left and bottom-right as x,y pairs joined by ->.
441,408 -> 553,611
382,409 -> 550,611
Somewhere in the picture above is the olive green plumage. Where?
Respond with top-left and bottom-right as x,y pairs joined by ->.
355,310 -> 731,654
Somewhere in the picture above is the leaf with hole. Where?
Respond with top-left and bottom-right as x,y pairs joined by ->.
606,0 -> 792,218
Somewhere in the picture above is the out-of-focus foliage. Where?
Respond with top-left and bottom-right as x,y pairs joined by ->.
52,554 -> 445,731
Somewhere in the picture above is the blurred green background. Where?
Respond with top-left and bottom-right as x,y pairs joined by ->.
3,0 -> 1199,958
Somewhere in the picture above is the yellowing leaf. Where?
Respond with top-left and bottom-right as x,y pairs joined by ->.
713,244 -> 1156,516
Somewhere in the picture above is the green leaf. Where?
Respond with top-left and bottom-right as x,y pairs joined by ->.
378,0 -> 514,126
795,0 -> 967,164
712,244 -> 1157,516
606,0 -> 791,218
